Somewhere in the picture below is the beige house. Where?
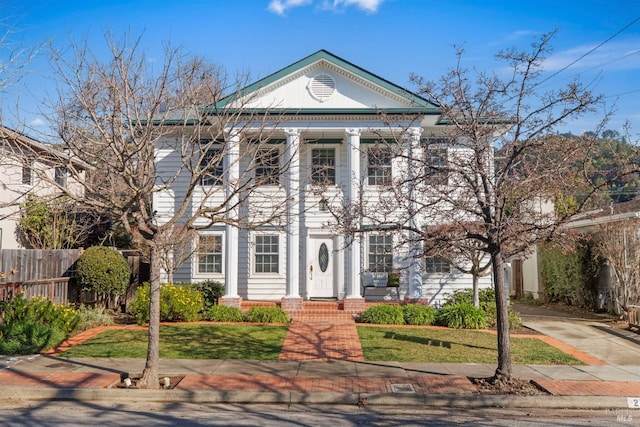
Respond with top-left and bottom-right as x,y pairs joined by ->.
0,126 -> 88,249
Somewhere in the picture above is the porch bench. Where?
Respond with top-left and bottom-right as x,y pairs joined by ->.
361,272 -> 400,300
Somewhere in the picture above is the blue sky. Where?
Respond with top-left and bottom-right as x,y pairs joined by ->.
2,0 -> 639,139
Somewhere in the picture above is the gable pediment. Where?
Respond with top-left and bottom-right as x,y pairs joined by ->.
214,50 -> 439,114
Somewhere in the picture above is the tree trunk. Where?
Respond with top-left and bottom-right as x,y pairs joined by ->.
472,270 -> 480,308
492,252 -> 512,380
137,245 -> 161,389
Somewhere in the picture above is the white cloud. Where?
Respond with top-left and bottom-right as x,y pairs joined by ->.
29,117 -> 45,127
321,0 -> 385,13
268,0 -> 384,15
544,40 -> 640,73
267,0 -> 312,16
487,30 -> 537,46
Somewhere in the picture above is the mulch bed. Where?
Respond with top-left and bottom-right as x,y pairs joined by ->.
470,376 -> 548,395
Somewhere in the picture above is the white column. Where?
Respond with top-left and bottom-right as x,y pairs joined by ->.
345,128 -> 362,298
285,128 -> 301,298
223,130 -> 240,300
407,127 -> 423,299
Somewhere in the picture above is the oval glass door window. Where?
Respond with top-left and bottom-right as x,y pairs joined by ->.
319,243 -> 329,272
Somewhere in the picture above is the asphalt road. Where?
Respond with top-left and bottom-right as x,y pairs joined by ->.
0,402 -> 637,426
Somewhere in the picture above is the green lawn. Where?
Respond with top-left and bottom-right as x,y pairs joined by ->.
357,326 -> 583,365
59,324 -> 288,360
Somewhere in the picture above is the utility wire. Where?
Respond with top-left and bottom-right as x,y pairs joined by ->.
537,16 -> 640,87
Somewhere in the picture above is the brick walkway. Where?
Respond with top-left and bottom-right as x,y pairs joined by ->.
278,306 -> 365,361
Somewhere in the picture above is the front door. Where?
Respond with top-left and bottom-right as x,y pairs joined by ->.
308,236 -> 335,298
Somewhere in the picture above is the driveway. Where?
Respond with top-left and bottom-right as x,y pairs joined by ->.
514,303 -> 640,365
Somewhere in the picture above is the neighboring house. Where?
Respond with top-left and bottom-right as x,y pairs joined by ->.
564,199 -> 640,309
0,126 -> 87,250
154,50 -> 492,308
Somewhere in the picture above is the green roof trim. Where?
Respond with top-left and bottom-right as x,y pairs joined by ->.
210,49 -> 439,113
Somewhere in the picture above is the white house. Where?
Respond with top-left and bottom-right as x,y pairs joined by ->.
0,126 -> 88,250
154,50 -> 492,309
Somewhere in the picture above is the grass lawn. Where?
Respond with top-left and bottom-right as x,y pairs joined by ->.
357,326 -> 583,365
59,324 -> 288,360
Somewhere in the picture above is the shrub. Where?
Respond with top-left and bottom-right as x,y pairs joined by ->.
244,306 -> 289,323
359,304 -> 405,324
437,302 -> 487,329
443,287 -> 496,308
205,304 -> 244,322
0,294 -> 80,354
482,301 -> 523,329
129,283 -> 204,325
540,241 -> 599,308
189,280 -> 224,307
76,246 -> 130,298
75,304 -> 114,331
402,304 -> 438,325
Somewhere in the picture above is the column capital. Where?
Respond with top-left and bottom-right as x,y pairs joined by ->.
224,127 -> 242,141
285,128 -> 301,137
408,127 -> 423,140
345,128 -> 361,137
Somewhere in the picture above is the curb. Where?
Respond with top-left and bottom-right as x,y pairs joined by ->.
0,387 -> 632,409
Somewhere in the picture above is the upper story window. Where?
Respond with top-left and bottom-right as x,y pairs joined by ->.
424,255 -> 451,274
22,161 -> 33,185
55,166 -> 69,188
368,234 -> 393,273
311,148 -> 336,185
197,234 -> 223,274
425,148 -> 448,185
255,234 -> 279,273
200,148 -> 224,186
367,147 -> 392,186
255,148 -> 280,186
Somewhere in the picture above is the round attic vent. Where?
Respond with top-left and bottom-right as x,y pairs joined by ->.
308,74 -> 336,102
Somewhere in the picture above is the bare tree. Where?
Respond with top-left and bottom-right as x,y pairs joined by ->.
410,31 -> 615,381
591,218 -> 640,317
325,31 -> 611,383
21,33 -> 291,388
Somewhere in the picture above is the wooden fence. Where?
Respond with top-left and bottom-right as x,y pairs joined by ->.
0,249 -> 81,305
0,249 -> 150,307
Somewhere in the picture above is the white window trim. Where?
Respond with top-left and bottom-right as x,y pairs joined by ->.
365,146 -> 393,187
254,146 -> 282,187
199,144 -> 224,187
250,231 -> 284,278
308,145 -> 339,187
367,233 -> 394,273
193,232 -> 225,279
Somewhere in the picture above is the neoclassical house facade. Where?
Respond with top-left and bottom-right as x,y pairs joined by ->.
154,50 -> 491,309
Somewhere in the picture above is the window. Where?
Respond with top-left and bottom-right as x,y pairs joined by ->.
200,148 -> 224,186
367,147 -> 392,185
255,235 -> 279,273
368,234 -> 393,272
255,148 -> 280,185
22,162 -> 33,185
425,148 -> 448,185
55,167 -> 68,188
425,256 -> 451,274
197,235 -> 223,274
421,137 -> 451,186
311,148 -> 336,185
